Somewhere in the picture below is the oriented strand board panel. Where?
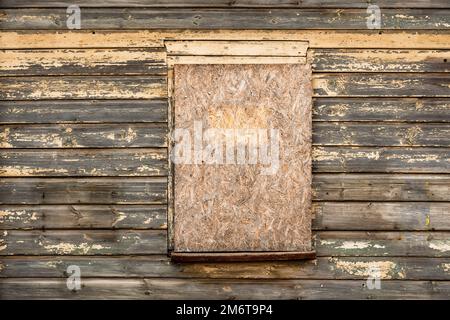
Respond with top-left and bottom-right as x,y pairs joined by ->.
173,64 -> 312,252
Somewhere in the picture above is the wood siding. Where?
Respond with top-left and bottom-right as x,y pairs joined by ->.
0,1 -> 449,299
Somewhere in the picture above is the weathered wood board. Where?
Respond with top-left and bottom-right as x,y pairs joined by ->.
173,64 -> 312,253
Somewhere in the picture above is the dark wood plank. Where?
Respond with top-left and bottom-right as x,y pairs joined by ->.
316,231 -> 450,257
0,205 -> 167,229
0,278 -> 449,299
313,147 -> 450,173
0,100 -> 168,124
0,124 -> 167,148
313,73 -> 450,97
3,256 -> 450,280
1,9 -> 449,30
2,1 -> 448,8
312,49 -> 450,73
0,76 -> 167,100
170,251 -> 316,262
0,149 -> 168,177
0,48 -> 166,76
313,174 -> 450,201
313,123 -> 450,147
0,230 -> 167,255
313,202 -> 450,231
0,178 -> 168,204
313,98 -> 450,122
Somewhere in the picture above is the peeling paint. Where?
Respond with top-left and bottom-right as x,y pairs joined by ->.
42,242 -> 110,255
330,258 -> 405,279
429,241 -> 450,252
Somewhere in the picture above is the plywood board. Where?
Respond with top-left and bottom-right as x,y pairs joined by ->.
173,64 -> 312,252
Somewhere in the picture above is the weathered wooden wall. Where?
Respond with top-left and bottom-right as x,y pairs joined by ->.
0,1 -> 449,299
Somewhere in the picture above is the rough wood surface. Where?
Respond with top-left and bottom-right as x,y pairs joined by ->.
316,231 -> 450,257
168,56 -> 306,65
2,30 -> 450,49
2,1 -> 448,8
0,149 -> 168,177
312,147 -> 450,173
0,100 -> 168,124
1,9 -> 449,30
2,256 -> 450,280
313,202 -> 450,231
312,49 -> 450,73
173,64 -> 312,252
0,76 -> 167,100
0,278 -> 449,299
165,40 -> 308,56
0,205 -> 167,229
0,124 -> 167,148
313,73 -> 450,97
0,178 -> 168,204
313,98 -> 450,122
0,48 -> 166,76
170,251 -> 316,262
313,174 -> 450,201
0,230 -> 167,255
313,123 -> 450,146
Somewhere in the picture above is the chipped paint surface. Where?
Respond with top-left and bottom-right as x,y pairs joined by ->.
429,241 -> 450,252
330,258 -> 405,279
42,242 -> 111,255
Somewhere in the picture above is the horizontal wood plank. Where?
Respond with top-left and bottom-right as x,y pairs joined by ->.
313,202 -> 450,231
0,230 -> 167,255
167,55 -> 306,65
313,147 -> 450,173
313,174 -> 450,201
0,100 -> 168,124
316,231 -> 450,257
312,49 -> 450,73
0,149 -> 168,177
0,178 -> 168,204
0,124 -> 167,148
0,278 -> 448,299
313,73 -> 450,97
0,76 -> 167,100
1,9 -> 449,30
313,123 -> 450,147
0,205 -> 167,229
313,98 -> 450,122
2,30 -> 449,49
2,1 -> 448,8
2,256 -> 450,281
0,48 -> 166,76
165,40 -> 308,56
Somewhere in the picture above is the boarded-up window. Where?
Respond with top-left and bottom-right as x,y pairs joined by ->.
171,64 -> 313,261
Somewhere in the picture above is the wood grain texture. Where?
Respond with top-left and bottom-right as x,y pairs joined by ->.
313,202 -> 450,231
165,40 -> 308,56
173,64 -> 312,253
2,1 -> 448,8
0,48 -> 166,76
0,205 -> 167,229
316,231 -> 450,257
313,147 -> 450,173
0,124 -> 167,148
0,149 -> 168,177
0,178 -> 168,204
313,73 -> 450,97
168,56 -> 306,65
313,123 -> 450,147
0,230 -> 167,255
0,278 -> 449,299
1,9 -> 449,30
2,30 -> 450,49
313,98 -> 450,122
0,100 -> 168,124
313,174 -> 450,201
2,256 -> 450,280
0,76 -> 167,100
312,49 -> 450,73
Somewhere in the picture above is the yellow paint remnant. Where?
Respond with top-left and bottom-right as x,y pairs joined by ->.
0,128 -> 12,148
442,263 -> 450,272
330,258 -> 405,279
42,242 -> 110,255
429,241 -> 450,252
